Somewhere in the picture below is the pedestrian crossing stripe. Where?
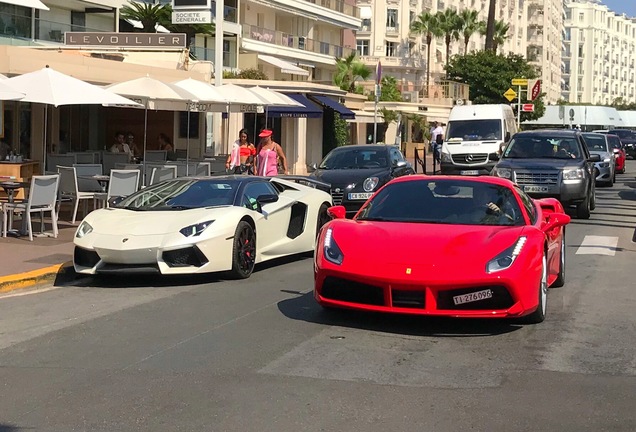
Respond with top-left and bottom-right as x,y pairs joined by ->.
575,235 -> 619,256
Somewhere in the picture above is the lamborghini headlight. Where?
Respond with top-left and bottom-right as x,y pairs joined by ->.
323,227 -> 344,265
363,177 -> 379,192
180,220 -> 214,237
75,221 -> 93,238
486,236 -> 527,273
492,167 -> 512,179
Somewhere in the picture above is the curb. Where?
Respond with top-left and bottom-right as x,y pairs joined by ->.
0,261 -> 76,294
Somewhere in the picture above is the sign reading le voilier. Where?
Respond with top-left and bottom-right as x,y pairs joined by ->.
65,32 -> 187,48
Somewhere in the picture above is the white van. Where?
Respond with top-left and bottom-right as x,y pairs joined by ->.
440,104 -> 517,175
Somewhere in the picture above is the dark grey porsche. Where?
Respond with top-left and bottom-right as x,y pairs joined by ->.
309,144 -> 414,217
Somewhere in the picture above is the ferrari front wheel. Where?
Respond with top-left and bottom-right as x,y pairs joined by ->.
229,221 -> 256,279
523,253 -> 548,324
316,203 -> 330,237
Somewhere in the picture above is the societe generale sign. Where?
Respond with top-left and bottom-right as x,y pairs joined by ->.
65,32 -> 187,48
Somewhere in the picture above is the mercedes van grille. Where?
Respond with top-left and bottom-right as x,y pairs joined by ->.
452,153 -> 488,164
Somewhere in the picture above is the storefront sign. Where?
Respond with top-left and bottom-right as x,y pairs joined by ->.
65,32 -> 186,48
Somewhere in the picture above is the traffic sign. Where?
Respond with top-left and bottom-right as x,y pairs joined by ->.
503,88 -> 517,101
529,79 -> 542,101
522,103 -> 535,112
172,10 -> 212,24
512,78 -> 528,86
375,62 -> 382,85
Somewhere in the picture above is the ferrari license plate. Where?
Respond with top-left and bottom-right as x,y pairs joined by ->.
460,170 -> 479,176
453,289 -> 493,305
348,192 -> 373,200
524,185 -> 549,193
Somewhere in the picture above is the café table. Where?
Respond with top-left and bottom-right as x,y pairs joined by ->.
0,181 -> 29,236
78,175 -> 110,193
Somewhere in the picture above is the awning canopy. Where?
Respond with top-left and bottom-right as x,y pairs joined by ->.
1,0 -> 48,10
310,95 -> 355,120
258,54 -> 310,77
347,110 -> 383,123
267,93 -> 322,118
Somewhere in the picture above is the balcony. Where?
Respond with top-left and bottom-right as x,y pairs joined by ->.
385,24 -> 399,35
0,12 -> 107,44
360,54 -> 423,68
190,46 -> 233,67
420,80 -> 470,100
241,24 -> 354,64
301,0 -> 360,18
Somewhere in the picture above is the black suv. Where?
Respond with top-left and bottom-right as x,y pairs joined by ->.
492,129 -> 600,219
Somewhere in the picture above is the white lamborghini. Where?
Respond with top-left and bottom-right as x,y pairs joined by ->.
73,175 -> 333,278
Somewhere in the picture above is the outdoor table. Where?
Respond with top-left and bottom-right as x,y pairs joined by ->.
78,175 -> 110,192
0,181 -> 28,203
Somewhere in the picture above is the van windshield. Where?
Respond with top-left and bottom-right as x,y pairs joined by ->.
446,119 -> 502,141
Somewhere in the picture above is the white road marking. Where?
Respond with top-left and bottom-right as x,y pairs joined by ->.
0,286 -> 60,300
575,235 -> 619,256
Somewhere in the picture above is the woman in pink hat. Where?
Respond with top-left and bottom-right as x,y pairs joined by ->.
255,129 -> 288,176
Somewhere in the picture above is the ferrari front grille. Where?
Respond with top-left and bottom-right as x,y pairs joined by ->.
330,190 -> 344,205
437,285 -> 513,310
515,171 -> 559,185
162,246 -> 208,267
392,289 -> 425,308
321,276 -> 384,306
74,246 -> 100,268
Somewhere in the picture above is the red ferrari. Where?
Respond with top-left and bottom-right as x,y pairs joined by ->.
314,176 -> 571,324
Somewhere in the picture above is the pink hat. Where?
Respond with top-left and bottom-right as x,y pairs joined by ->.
258,129 -> 273,138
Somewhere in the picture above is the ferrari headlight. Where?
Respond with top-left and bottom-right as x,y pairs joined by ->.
562,168 -> 584,183
179,220 -> 214,237
323,227 -> 344,265
492,167 -> 512,179
75,221 -> 93,238
363,177 -> 379,192
486,236 -> 527,273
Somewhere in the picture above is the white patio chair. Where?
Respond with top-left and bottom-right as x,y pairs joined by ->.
73,163 -> 104,192
196,162 -> 211,176
2,174 -> 60,241
145,150 -> 167,162
68,152 -> 100,164
47,154 -> 76,173
57,166 -> 106,224
149,166 -> 178,185
106,169 -> 140,206
102,152 -> 130,177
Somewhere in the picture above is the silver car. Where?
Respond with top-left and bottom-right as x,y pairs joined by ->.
582,133 -> 616,186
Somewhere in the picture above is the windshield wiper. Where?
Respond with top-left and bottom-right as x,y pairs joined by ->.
167,205 -> 194,210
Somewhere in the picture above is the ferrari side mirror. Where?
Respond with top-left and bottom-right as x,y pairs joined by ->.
327,205 -> 346,219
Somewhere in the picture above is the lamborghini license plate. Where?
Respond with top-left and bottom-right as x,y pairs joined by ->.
349,192 -> 373,200
453,289 -> 493,305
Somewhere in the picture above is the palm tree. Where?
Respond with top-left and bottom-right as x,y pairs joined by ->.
410,11 -> 443,96
484,0 -> 496,51
333,52 -> 371,93
436,9 -> 462,73
492,20 -> 511,52
120,1 -> 168,32
458,9 -> 482,54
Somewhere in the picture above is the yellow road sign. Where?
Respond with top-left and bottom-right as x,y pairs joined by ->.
503,88 -> 517,101
512,78 -> 528,86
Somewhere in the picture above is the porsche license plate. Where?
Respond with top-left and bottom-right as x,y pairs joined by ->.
453,289 -> 493,305
349,192 -> 373,200
460,170 -> 479,176
524,185 -> 549,193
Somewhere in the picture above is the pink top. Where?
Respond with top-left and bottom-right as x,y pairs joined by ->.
257,146 -> 278,176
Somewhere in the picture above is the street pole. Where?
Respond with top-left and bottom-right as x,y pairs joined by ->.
373,83 -> 379,145
517,84 -> 522,129
214,0 -> 224,153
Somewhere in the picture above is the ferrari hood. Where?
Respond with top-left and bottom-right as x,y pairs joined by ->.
330,220 -> 527,276
310,168 -> 388,187
84,206 -> 231,235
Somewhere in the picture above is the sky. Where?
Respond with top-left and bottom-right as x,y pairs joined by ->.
601,0 -> 636,17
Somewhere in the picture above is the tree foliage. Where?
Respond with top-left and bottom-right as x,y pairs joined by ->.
445,51 -> 545,121
333,53 -> 371,94
223,68 -> 269,80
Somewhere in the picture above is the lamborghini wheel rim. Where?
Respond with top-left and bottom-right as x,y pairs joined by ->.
238,226 -> 255,272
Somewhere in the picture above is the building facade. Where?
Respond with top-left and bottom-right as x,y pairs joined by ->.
563,0 -> 636,104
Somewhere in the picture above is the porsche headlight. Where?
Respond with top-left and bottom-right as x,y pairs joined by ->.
486,236 -> 527,273
492,167 -> 512,179
323,227 -> 344,265
363,177 -> 379,192
179,220 -> 214,237
562,168 -> 584,183
75,221 -> 93,238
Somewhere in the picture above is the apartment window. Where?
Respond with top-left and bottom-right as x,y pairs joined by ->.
360,18 -> 371,31
386,9 -> 398,29
357,39 -> 370,56
385,41 -> 397,57
409,11 -> 415,26
578,45 -> 583,57
579,13 -> 584,22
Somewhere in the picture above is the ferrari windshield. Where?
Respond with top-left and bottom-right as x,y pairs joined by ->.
319,148 -> 389,169
357,179 -> 524,226
115,179 -> 239,210
503,135 -> 582,159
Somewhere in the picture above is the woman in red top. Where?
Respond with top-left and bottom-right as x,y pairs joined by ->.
226,129 -> 256,174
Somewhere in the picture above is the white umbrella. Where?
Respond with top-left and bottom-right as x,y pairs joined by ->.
216,83 -> 269,105
4,66 -> 140,172
0,80 -> 24,101
106,76 -> 201,182
172,78 -> 228,104
247,86 -> 302,107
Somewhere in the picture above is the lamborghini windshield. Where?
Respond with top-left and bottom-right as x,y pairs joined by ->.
319,148 -> 389,169
115,179 -> 239,210
356,179 -> 524,226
